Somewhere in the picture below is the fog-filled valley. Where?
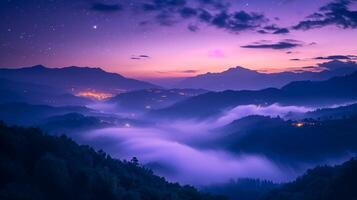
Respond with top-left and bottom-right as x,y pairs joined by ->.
1,64 -> 357,200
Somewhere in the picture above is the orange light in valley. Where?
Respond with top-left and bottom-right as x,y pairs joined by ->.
292,122 -> 305,128
76,91 -> 114,100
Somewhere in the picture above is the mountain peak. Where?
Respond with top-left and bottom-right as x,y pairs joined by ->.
28,64 -> 47,69
224,66 -> 255,73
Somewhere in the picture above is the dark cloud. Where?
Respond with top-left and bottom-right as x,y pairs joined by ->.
187,24 -> 199,32
210,11 -> 267,32
91,3 -> 122,12
314,55 -> 357,60
179,70 -> 198,73
197,0 -> 229,9
302,66 -> 318,69
290,58 -> 301,61
294,0 -> 357,30
179,7 -> 198,18
142,0 -> 187,11
318,59 -> 357,71
241,39 -> 303,50
258,24 -> 290,34
156,11 -> 177,26
131,54 -> 151,60
140,0 -> 270,33
198,9 -> 213,22
273,28 -> 290,34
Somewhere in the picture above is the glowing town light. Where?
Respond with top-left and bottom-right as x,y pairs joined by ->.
293,122 -> 304,127
76,91 -> 114,100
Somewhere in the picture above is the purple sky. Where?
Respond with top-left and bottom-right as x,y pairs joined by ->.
1,0 -> 357,78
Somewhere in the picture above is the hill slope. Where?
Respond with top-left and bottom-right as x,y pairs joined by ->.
263,158 -> 357,200
0,122 -> 224,200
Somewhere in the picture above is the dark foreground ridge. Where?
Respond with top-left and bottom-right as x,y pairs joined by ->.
0,122 -> 224,200
263,158 -> 357,200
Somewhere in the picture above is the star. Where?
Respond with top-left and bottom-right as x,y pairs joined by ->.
93,25 -> 98,29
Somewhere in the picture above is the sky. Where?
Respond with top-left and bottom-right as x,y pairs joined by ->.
0,0 -> 357,78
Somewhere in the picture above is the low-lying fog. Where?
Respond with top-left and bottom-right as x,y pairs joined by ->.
77,103 -> 347,186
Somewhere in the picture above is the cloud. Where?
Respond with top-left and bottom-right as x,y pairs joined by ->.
91,3 -> 122,12
290,58 -> 301,61
130,54 -> 151,60
294,0 -> 357,30
302,66 -> 317,69
82,115 -> 291,185
179,7 -> 198,18
210,11 -> 268,32
197,0 -> 229,9
214,104 -> 313,127
241,39 -> 303,50
77,103 -> 321,185
259,25 -> 290,34
314,55 -> 357,60
318,59 -> 357,71
180,70 -> 199,73
187,24 -> 199,32
140,0 -> 272,34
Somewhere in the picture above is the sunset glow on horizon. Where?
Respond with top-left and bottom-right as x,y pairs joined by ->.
1,0 -> 357,79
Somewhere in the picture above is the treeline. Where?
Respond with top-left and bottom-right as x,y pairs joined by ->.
263,159 -> 357,200
0,122 -> 225,200
203,178 -> 278,200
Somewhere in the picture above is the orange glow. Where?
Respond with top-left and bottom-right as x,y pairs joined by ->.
293,122 -> 305,127
76,91 -> 114,100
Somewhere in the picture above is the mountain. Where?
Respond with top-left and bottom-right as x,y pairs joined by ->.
217,115 -> 357,162
108,88 -> 208,113
0,102 -> 91,126
290,103 -> 357,120
153,72 -> 357,119
176,61 -> 357,91
38,113 -> 112,135
0,122 -> 224,200
0,65 -> 159,94
0,78 -> 91,106
263,158 -> 357,200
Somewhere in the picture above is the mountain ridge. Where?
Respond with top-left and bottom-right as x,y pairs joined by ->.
175,61 -> 357,91
0,65 -> 159,94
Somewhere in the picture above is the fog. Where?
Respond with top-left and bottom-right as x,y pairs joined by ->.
214,103 -> 313,127
74,103 -> 317,186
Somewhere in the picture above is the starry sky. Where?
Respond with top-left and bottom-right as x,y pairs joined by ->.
1,0 -> 357,78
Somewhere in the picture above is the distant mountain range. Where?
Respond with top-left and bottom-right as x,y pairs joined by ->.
108,88 -> 207,113
0,78 -> 91,106
176,61 -> 357,91
153,71 -> 357,119
0,65 -> 159,94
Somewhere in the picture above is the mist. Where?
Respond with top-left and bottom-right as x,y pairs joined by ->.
73,103 -> 318,186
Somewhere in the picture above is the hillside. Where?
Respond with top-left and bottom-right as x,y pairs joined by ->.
0,122 -> 224,200
263,158 -> 357,200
